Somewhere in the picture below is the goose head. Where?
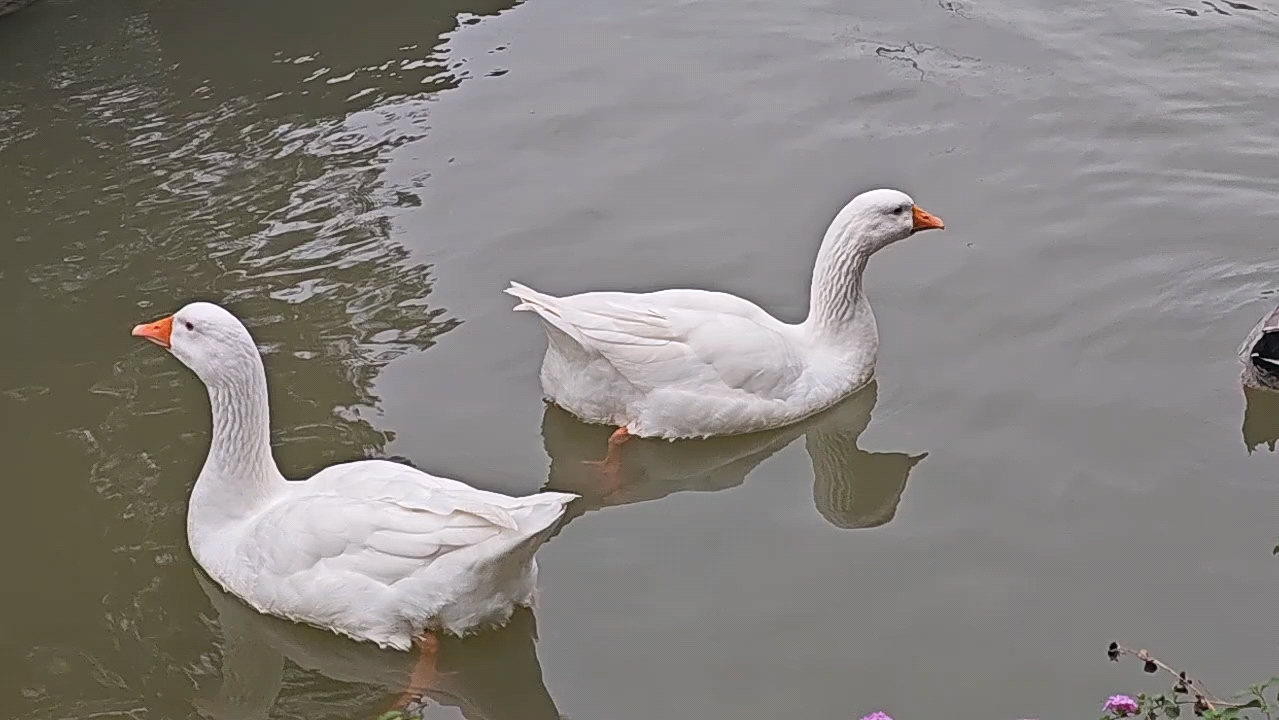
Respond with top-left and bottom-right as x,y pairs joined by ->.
826,188 -> 945,256
132,302 -> 263,389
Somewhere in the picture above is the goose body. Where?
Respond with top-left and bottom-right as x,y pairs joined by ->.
1240,304 -> 1279,391
507,188 -> 945,440
132,303 -> 576,650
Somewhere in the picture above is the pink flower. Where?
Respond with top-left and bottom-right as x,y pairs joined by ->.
1103,694 -> 1140,716
860,713 -> 893,720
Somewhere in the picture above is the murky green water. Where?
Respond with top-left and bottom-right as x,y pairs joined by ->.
6,0 -> 1279,718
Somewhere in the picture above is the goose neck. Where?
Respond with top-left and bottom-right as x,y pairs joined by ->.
195,362 -> 285,513
806,241 -> 874,339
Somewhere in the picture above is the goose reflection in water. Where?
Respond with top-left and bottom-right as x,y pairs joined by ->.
192,571 -> 560,720
539,381 -> 927,530
1241,385 -> 1279,453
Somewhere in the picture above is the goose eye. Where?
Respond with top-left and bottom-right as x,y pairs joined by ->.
184,321 -> 195,331
892,206 -> 905,216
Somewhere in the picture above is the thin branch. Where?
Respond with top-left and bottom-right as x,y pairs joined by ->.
1108,641 -> 1233,713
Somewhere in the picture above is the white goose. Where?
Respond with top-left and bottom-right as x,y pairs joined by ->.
130,302 -> 575,704
506,188 -> 944,468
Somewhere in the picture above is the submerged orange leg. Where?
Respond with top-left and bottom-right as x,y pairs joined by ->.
385,632 -> 440,715
581,426 -> 631,495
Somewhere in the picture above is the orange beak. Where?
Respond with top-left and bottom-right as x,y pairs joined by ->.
912,205 -> 945,232
132,315 -> 174,349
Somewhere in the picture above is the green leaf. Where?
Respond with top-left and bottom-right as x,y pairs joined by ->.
1164,703 -> 1181,718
